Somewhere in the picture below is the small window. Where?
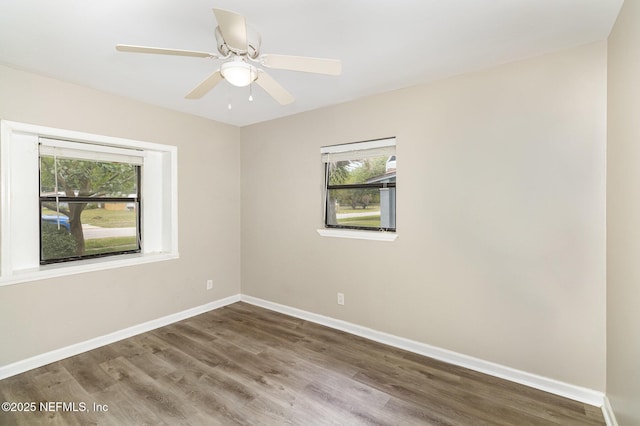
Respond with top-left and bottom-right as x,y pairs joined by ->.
38,139 -> 143,264
321,138 -> 396,232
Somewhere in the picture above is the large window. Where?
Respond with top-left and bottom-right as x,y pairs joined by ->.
0,121 -> 178,286
321,138 -> 396,232
39,139 -> 142,264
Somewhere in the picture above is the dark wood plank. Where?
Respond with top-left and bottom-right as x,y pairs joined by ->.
0,302 -> 606,425
99,356 -> 195,424
60,350 -> 118,395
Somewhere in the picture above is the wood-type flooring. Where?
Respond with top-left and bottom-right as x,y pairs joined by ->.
0,302 -> 605,425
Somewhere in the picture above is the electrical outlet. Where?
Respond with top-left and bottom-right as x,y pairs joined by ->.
206,279 -> 213,290
337,292 -> 345,305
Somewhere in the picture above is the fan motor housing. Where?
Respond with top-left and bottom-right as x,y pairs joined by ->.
215,27 -> 261,59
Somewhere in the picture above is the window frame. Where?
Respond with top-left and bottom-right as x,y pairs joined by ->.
318,137 -> 397,241
38,147 -> 144,265
0,120 -> 179,286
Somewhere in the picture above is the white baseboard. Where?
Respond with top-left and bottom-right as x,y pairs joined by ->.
241,295 -> 606,408
0,294 -> 241,380
602,396 -> 618,426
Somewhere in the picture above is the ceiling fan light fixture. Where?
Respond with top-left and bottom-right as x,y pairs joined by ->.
220,60 -> 257,87
117,8 -> 340,105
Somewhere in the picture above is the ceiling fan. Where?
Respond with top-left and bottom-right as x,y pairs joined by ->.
116,8 -> 342,105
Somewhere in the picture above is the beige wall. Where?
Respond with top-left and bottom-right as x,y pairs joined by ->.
0,64 -> 241,365
607,0 -> 640,423
241,43 -> 607,390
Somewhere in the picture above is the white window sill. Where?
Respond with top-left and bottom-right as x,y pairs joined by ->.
317,228 -> 397,241
0,252 -> 179,287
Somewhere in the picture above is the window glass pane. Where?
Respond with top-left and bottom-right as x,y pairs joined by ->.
41,201 -> 139,262
39,156 -> 138,197
328,155 -> 392,185
327,188 -> 383,228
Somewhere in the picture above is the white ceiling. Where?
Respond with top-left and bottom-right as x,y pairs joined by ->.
0,0 -> 623,127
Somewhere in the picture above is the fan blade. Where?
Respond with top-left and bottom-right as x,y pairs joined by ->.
255,71 -> 294,105
260,54 -> 341,76
213,8 -> 248,52
116,44 -> 216,58
185,70 -> 224,99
